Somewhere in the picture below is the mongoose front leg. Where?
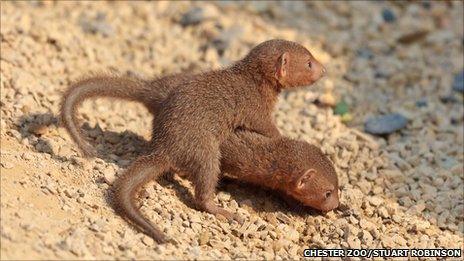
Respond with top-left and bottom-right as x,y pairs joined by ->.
242,114 -> 281,138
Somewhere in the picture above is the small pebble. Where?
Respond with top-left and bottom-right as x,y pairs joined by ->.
341,113 -> 353,123
334,100 -> 349,115
364,113 -> 408,135
356,47 -> 373,59
368,196 -> 383,207
275,213 -> 291,224
421,1 -> 431,9
1,161 -> 14,169
198,231 -> 209,245
382,8 -> 396,23
79,13 -> 114,37
103,169 -> 116,185
141,235 -> 154,246
440,95 -> 458,104
452,70 -> 464,93
180,7 -> 204,26
318,92 -> 336,107
28,123 -> 48,136
415,99 -> 428,107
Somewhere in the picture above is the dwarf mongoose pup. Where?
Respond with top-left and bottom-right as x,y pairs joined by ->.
220,131 -> 339,212
61,39 -> 326,242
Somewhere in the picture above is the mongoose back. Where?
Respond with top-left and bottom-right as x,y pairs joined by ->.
61,39 -> 326,242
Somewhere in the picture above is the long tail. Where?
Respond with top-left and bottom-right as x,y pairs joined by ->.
113,154 -> 169,243
60,75 -> 154,157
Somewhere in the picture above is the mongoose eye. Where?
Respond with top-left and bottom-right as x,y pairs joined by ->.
308,61 -> 312,69
324,190 -> 332,199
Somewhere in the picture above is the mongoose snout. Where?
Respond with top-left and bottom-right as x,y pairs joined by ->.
307,57 -> 326,84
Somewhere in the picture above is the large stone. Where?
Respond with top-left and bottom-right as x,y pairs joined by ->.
365,113 -> 408,135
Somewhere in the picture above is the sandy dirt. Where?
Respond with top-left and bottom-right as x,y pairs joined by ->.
1,1 -> 463,260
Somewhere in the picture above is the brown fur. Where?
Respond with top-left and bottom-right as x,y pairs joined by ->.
60,39 -> 326,242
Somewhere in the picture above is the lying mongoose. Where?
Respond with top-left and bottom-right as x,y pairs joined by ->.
219,130 -> 339,213
61,39 -> 326,242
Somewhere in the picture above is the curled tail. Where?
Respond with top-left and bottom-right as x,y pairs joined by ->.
113,154 -> 169,243
60,75 -> 153,157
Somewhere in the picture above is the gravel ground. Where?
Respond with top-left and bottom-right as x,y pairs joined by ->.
1,1 -> 463,260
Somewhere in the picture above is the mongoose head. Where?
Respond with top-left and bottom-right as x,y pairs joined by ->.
244,39 -> 326,89
286,143 -> 339,212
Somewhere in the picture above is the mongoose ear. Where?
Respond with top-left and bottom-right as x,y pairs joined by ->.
275,52 -> 289,80
296,169 -> 316,190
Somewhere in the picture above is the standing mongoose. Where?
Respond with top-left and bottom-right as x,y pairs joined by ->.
61,39 -> 326,242
61,40 -> 325,157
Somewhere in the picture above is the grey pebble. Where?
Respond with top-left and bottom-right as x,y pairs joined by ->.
356,47 -> 374,59
452,70 -> 463,93
382,8 -> 396,23
79,13 -> 114,37
440,156 -> 458,170
180,7 -> 204,26
415,99 -> 428,107
364,113 -> 408,135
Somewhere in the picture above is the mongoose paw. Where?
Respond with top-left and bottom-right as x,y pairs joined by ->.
154,234 -> 168,244
146,228 -> 169,244
215,209 -> 243,224
198,201 -> 242,223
